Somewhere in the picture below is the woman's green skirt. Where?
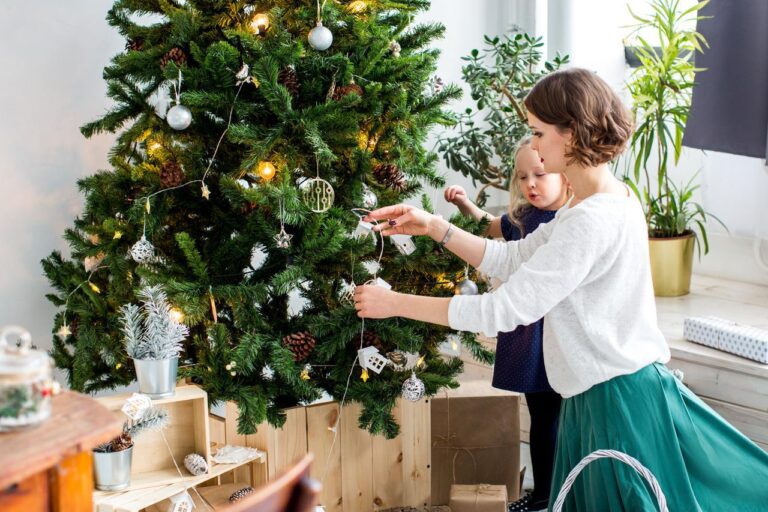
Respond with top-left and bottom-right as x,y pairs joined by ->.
550,363 -> 768,511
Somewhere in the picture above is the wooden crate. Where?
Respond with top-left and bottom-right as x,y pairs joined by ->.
214,398 -> 431,512
96,384 -> 212,490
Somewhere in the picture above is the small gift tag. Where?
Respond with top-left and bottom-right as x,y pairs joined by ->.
372,277 -> 391,290
390,233 -> 416,255
121,393 -> 152,420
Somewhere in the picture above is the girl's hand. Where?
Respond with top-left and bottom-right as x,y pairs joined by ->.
354,284 -> 399,319
363,204 -> 436,237
444,185 -> 470,206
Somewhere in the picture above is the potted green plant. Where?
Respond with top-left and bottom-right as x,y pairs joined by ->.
624,0 -> 725,296
120,285 -> 188,398
437,30 -> 569,207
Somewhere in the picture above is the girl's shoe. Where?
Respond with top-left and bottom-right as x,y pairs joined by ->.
509,492 -> 549,512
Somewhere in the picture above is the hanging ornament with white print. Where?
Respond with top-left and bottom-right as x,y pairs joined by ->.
299,160 -> 334,213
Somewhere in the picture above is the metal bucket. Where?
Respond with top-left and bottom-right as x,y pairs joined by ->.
133,357 -> 178,398
93,446 -> 133,491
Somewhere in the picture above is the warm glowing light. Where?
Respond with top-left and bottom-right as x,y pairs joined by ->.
250,13 -> 270,34
257,161 -> 276,181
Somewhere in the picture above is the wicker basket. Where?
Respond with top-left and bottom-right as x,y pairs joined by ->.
552,449 -> 668,512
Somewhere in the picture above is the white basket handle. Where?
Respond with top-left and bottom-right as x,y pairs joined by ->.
552,449 -> 669,512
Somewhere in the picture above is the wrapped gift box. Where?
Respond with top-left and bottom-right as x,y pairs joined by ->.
449,484 -> 507,512
683,316 -> 768,364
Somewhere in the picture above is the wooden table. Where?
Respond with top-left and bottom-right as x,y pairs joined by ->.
0,391 -> 122,512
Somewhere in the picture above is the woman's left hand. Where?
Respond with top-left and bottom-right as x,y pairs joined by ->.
354,284 -> 400,319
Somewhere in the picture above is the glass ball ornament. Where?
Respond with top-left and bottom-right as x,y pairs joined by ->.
455,278 -> 479,296
130,235 -> 155,264
257,161 -> 276,181
361,184 -> 377,209
249,13 -> 270,34
347,0 -> 367,13
299,177 -> 335,213
167,104 -> 192,130
308,21 -> 333,51
402,371 -> 425,402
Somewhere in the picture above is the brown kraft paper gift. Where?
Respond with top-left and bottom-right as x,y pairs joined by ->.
449,484 -> 508,512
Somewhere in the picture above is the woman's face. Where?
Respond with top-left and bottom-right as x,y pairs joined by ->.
527,112 -> 572,174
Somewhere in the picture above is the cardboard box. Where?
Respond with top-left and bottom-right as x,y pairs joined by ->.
431,380 -> 520,505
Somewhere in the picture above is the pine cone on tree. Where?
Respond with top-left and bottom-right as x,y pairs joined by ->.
278,66 -> 299,98
160,160 -> 185,188
70,316 -> 79,338
332,82 -> 364,101
282,331 -> 317,362
160,47 -> 187,69
373,163 -> 406,192
350,331 -> 385,352
125,37 -> 144,52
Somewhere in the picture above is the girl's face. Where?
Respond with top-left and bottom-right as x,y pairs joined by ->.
527,112 -> 572,174
515,145 -> 569,210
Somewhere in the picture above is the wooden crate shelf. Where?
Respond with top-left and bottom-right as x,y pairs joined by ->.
96,385 -> 212,491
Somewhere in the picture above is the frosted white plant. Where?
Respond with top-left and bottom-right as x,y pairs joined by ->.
120,285 -> 188,360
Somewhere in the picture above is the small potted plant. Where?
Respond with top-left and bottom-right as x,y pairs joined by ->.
120,285 -> 188,397
624,0 -> 725,296
92,405 -> 168,491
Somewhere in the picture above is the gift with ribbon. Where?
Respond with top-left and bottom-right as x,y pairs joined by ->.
449,483 -> 508,512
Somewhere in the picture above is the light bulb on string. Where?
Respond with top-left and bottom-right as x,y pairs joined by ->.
257,161 -> 276,181
249,13 -> 270,34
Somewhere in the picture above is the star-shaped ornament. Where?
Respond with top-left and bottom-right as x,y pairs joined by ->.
201,183 -> 211,199
56,324 -> 72,339
274,226 -> 293,249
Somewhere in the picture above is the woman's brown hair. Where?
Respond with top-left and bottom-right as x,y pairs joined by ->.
524,68 -> 633,167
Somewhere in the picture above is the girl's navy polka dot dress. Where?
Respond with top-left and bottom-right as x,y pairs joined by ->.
493,207 -> 557,393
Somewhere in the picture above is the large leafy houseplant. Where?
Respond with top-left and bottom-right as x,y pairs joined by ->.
624,0 -> 725,256
437,30 -> 568,206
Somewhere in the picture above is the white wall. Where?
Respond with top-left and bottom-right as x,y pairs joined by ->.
0,2 -> 124,350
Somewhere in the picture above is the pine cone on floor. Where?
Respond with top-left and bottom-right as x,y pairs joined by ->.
350,331 -> 385,352
278,66 -> 299,98
282,331 -> 317,362
332,82 -> 364,101
160,160 -> 185,188
373,163 -> 405,192
125,37 -> 144,52
160,47 -> 187,69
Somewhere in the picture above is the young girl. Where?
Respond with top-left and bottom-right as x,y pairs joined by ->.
444,140 -> 569,511
355,68 -> 768,510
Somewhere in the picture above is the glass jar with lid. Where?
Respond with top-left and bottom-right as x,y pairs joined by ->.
0,325 -> 54,431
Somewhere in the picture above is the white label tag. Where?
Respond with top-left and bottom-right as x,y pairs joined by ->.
121,393 -> 152,420
372,277 -> 391,290
390,234 -> 416,255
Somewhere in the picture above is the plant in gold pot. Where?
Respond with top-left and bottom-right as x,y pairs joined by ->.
624,0 -> 724,296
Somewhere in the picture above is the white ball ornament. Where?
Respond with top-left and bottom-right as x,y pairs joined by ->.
308,21 -> 333,51
167,104 -> 192,130
456,278 -> 479,296
130,235 -> 156,264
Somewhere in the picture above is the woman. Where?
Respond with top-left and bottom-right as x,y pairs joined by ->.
355,68 -> 768,510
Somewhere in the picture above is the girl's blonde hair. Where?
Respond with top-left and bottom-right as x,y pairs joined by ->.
507,137 -> 534,234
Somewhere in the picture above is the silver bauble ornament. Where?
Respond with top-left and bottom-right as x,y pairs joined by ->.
130,235 -> 155,263
308,21 -> 333,51
456,278 -> 479,296
402,371 -> 425,402
361,184 -> 377,209
299,177 -> 335,213
167,104 -> 192,130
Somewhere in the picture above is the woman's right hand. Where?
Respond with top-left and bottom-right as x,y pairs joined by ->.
363,204 -> 439,238
444,185 -> 470,207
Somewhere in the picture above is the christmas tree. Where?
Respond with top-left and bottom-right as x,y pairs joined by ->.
42,0 -> 494,438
